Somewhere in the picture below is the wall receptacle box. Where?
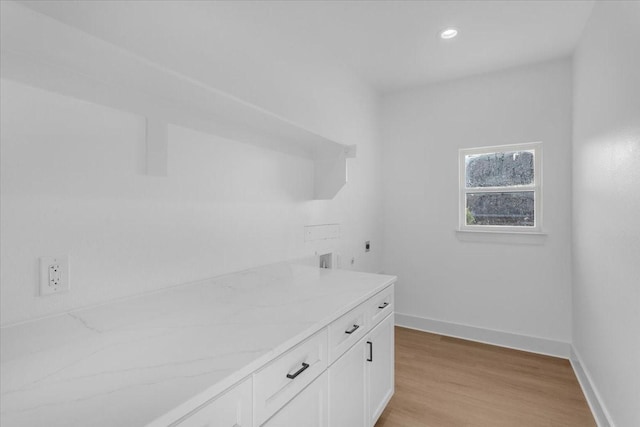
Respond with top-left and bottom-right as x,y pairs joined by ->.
40,256 -> 70,296
319,252 -> 334,269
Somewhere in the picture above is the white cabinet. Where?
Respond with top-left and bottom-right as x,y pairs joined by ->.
170,284 -> 394,427
175,377 -> 252,427
328,339 -> 367,427
328,312 -> 394,427
367,313 -> 395,426
261,372 -> 328,427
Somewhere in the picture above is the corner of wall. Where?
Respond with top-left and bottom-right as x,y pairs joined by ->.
569,346 -> 615,427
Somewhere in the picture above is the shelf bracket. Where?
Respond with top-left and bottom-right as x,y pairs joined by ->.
313,145 -> 357,199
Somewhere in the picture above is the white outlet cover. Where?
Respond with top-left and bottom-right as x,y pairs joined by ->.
39,256 -> 70,296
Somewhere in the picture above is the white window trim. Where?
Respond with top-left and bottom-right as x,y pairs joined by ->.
458,142 -> 543,233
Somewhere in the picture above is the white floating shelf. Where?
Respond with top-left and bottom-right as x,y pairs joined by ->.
0,3 -> 355,200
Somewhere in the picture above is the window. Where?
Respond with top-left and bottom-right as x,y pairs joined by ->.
459,142 -> 542,233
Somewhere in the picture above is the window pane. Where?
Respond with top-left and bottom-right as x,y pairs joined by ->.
465,151 -> 534,188
466,192 -> 535,226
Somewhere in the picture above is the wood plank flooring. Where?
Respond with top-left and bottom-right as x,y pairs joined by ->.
376,327 -> 595,427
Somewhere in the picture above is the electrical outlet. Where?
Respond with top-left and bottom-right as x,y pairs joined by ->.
40,256 -> 70,296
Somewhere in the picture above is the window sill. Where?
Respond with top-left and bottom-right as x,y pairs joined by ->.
455,229 -> 547,245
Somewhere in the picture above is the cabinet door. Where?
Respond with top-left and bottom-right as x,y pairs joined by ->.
176,377 -> 252,427
328,338 -> 367,427
262,372 -> 328,427
367,313 -> 394,426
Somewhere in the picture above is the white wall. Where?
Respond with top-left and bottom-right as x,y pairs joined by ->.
572,1 -> 640,426
381,59 -> 573,347
0,4 -> 382,326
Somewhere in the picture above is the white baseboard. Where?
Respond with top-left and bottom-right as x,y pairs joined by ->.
570,346 -> 614,427
395,312 -> 570,358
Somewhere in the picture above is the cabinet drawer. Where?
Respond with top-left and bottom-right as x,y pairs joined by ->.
174,377 -> 252,427
328,303 -> 367,363
367,284 -> 394,328
254,328 -> 328,425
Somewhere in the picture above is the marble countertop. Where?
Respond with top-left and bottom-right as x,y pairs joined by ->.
0,262 -> 396,426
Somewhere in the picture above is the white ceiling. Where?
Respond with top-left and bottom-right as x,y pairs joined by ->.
20,0 -> 594,93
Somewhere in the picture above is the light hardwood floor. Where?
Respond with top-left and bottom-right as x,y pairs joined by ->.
376,327 -> 595,427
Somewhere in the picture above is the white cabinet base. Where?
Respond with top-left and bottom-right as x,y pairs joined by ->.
171,285 -> 394,427
328,311 -> 395,427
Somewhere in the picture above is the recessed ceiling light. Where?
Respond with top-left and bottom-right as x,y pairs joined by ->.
439,28 -> 458,40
